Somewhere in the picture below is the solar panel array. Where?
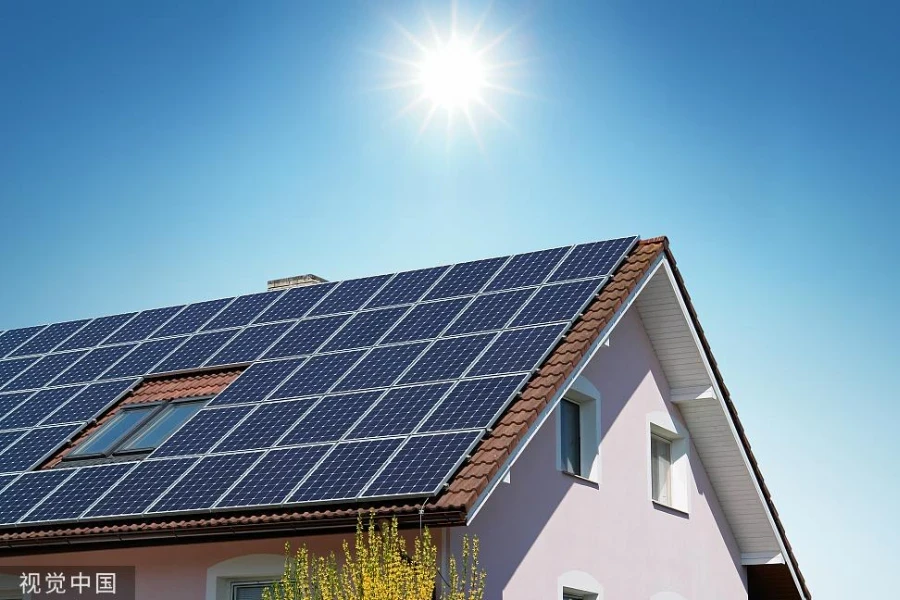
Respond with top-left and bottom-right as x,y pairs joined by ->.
0,236 -> 637,527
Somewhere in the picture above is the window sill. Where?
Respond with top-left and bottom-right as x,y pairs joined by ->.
652,500 -> 689,518
561,470 -> 599,488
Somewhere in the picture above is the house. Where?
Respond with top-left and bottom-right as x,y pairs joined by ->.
0,236 -> 809,600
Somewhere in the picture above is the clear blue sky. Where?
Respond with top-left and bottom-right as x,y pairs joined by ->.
1,1 -> 897,596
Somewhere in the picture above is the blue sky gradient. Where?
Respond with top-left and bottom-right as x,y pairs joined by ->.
1,2 -> 897,596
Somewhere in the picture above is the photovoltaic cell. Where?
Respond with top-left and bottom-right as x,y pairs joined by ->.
203,292 -> 280,331
0,357 -> 38,388
0,386 -> 84,429
0,327 -> 45,358
485,247 -> 569,291
468,324 -> 567,377
399,334 -> 495,384
51,344 -> 136,385
150,452 -> 262,513
289,438 -> 402,503
43,379 -> 138,425
263,315 -> 349,359
278,391 -> 380,445
209,358 -> 305,406
511,279 -> 603,327
270,351 -> 365,399
0,431 -> 25,455
380,298 -> 469,344
0,474 -> 16,494
23,463 -> 134,522
152,298 -> 231,338
10,320 -> 89,356
84,458 -> 197,517
152,329 -> 238,374
204,322 -> 292,367
424,257 -> 507,300
0,424 -> 82,473
255,283 -> 337,323
322,307 -> 408,352
213,398 -> 317,452
419,374 -> 528,432
548,236 -> 636,282
102,337 -> 186,379
104,306 -> 182,344
0,392 -> 31,422
57,313 -> 136,351
0,470 -> 74,525
444,289 -> 534,335
332,343 -> 427,392
152,405 -> 253,457
218,445 -> 329,507
308,275 -> 391,316
3,351 -> 87,391
347,382 -> 452,439
365,266 -> 448,308
362,431 -> 481,497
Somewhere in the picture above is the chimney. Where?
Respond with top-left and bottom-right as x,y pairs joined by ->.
267,274 -> 328,291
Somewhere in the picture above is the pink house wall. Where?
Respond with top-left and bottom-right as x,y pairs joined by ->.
457,308 -> 747,599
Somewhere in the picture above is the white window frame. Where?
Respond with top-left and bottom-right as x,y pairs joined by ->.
557,570 -> 602,600
647,411 -> 691,514
230,579 -> 274,600
556,377 -> 601,483
205,554 -> 284,600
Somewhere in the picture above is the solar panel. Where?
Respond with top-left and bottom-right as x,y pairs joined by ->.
3,351 -> 87,391
322,307 -> 408,352
0,431 -> 25,455
212,398 -> 317,452
0,326 -> 45,358
42,379 -> 138,425
444,289 -> 534,336
152,298 -> 231,338
22,463 -> 134,523
380,298 -> 469,343
485,247 -> 569,291
309,275 -> 392,316
0,392 -> 31,422
424,257 -> 508,300
289,438 -> 402,503
347,382 -> 452,439
202,292 -> 280,331
278,391 -> 381,445
102,337 -> 186,379
0,357 -> 38,387
468,324 -> 567,376
0,386 -> 84,429
0,424 -> 81,473
365,267 -> 448,308
270,351 -> 365,399
263,315 -> 349,359
218,445 -> 330,507
332,343 -> 427,392
149,452 -> 262,513
255,282 -> 337,323
209,358 -> 305,406
152,406 -> 253,457
361,431 -> 482,497
0,470 -> 74,525
151,329 -> 238,374
84,458 -> 197,518
511,279 -> 603,327
57,313 -> 136,351
419,374 -> 528,432
50,344 -> 136,385
205,322 -> 292,367
9,320 -> 89,357
548,236 -> 636,282
104,306 -> 183,344
399,334 -> 495,384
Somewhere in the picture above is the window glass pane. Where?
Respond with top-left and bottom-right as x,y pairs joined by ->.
120,402 -> 204,451
651,434 -> 671,504
232,583 -> 272,600
560,399 -> 581,475
70,407 -> 156,456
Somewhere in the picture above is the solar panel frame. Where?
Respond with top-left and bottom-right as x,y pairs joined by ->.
485,246 -> 571,291
101,336 -> 187,379
208,358 -> 306,406
202,291 -> 283,331
9,319 -> 90,357
0,392 -> 32,424
547,236 -> 638,282
20,462 -> 136,523
42,379 -> 139,425
331,343 -> 429,393
147,451 -> 264,514
346,382 -> 453,439
321,306 -> 409,352
269,350 -> 366,399
262,314 -> 350,360
466,323 -> 568,378
254,282 -> 338,324
151,329 -> 239,375
211,397 -> 318,453
0,357 -> 38,388
151,405 -> 254,458
443,288 -> 536,336
0,385 -> 85,430
0,424 -> 83,473
364,266 -> 448,308
152,298 -> 232,338
308,275 -> 393,317
0,326 -> 46,359
82,457 -> 198,518
277,391 -> 382,445
418,373 -> 530,433
50,343 -> 136,386
510,278 -> 605,327
104,305 -> 183,344
423,256 -> 510,300
56,313 -> 137,351
0,469 -> 76,525
2,351 -> 88,392
398,333 -> 496,385
380,298 -> 471,344
217,445 -> 332,508
204,322 -> 293,367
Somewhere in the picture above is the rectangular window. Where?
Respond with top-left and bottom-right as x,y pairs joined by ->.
560,399 -> 582,475
231,581 -> 273,600
651,433 -> 672,505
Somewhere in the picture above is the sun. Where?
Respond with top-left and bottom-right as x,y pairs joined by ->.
418,37 -> 486,111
